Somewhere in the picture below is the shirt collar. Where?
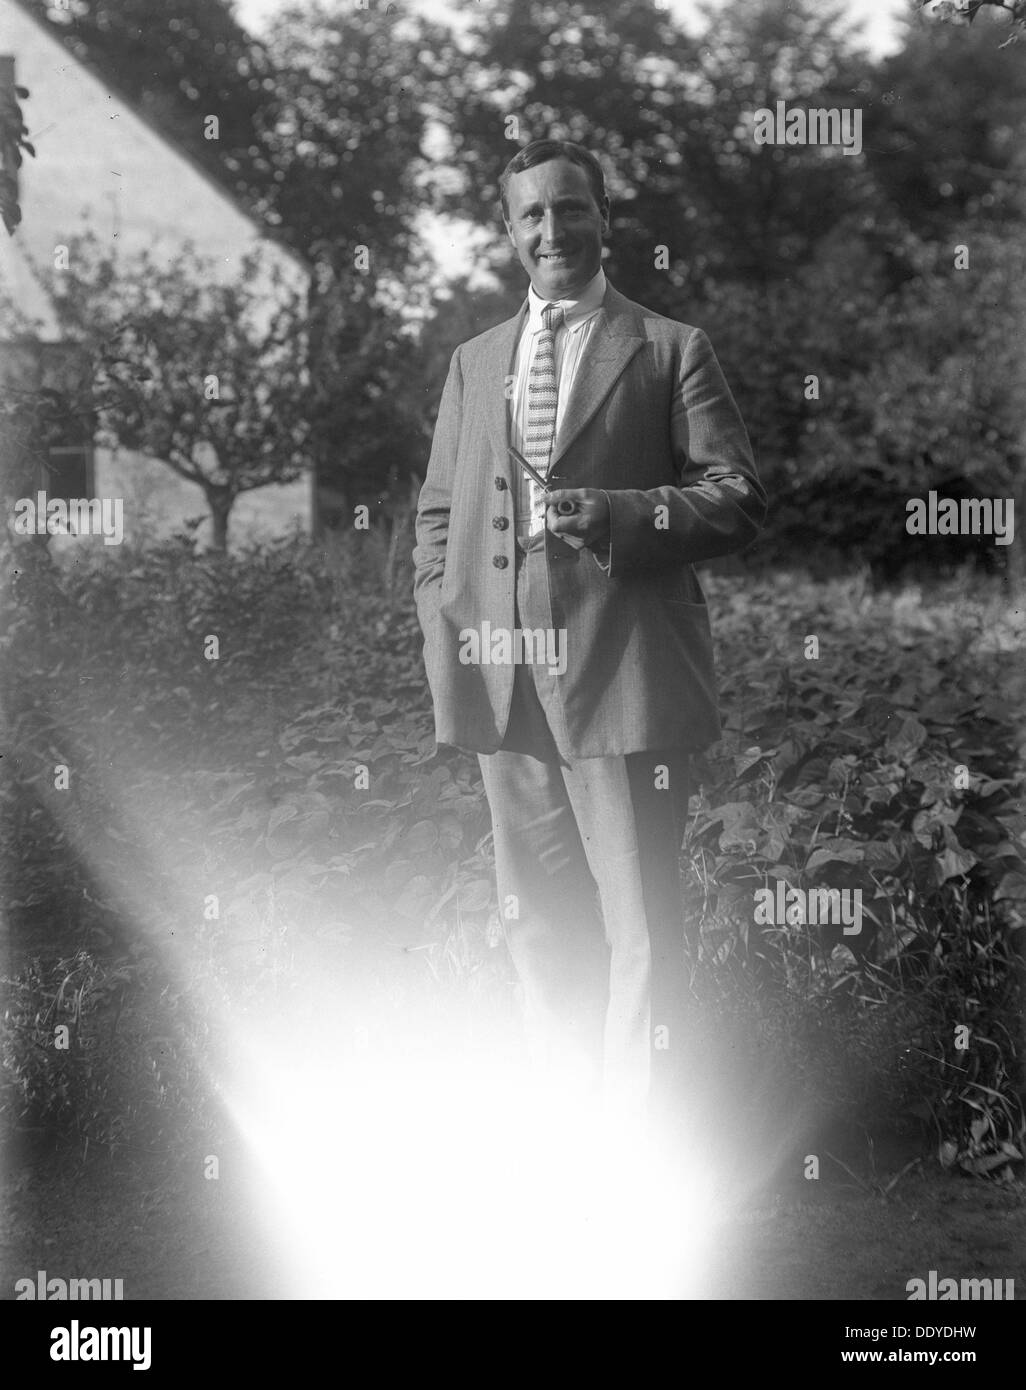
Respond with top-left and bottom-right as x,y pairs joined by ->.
527,267 -> 606,332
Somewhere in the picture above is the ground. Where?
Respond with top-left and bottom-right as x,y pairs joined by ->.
3,1131 -> 1023,1300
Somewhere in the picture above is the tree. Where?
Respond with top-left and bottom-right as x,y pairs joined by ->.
256,3 -> 457,523
259,3 -> 451,272
409,277 -> 526,446
815,226 -> 1026,579
0,61 -> 34,234
865,15 -> 1026,245
304,263 -> 426,528
430,0 -> 876,312
46,237 -> 311,551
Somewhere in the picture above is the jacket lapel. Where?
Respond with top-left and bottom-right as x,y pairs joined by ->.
484,302 -> 528,479
549,286 -> 645,470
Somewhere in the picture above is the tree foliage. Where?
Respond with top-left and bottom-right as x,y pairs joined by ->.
0,70 -> 34,235
432,0 -> 876,308
44,237 -> 311,549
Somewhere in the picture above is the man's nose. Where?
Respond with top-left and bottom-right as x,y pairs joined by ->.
540,208 -> 564,244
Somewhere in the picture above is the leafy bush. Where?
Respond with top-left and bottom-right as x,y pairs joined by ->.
702,227 -> 1026,579
685,573 -> 1026,1173
1,530 -> 1022,1171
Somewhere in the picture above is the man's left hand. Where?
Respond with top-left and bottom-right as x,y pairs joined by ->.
545,488 -> 610,548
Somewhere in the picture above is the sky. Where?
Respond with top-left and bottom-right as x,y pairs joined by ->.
235,0 -> 911,56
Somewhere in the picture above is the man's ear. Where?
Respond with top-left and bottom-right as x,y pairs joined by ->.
600,197 -> 611,236
503,218 -> 516,248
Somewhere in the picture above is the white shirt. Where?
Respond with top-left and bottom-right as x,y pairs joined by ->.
509,268 -> 607,537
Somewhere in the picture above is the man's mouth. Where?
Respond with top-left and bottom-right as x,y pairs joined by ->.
539,250 -> 574,262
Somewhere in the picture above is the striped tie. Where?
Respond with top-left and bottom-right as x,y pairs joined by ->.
520,302 -> 562,539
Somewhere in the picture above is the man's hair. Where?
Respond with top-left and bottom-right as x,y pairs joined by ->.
499,140 -> 607,221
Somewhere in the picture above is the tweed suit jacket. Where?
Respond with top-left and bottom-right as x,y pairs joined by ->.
413,281 -> 766,758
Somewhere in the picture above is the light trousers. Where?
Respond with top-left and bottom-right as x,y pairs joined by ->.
477,536 -> 691,1106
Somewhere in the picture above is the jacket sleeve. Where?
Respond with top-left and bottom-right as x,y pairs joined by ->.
602,326 -> 766,575
413,346 -> 463,635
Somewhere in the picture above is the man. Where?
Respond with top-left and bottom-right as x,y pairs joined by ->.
414,139 -> 765,1112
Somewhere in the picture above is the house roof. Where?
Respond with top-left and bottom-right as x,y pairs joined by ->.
3,0 -> 310,278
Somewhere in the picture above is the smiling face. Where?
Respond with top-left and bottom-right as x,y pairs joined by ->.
503,157 -> 610,301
